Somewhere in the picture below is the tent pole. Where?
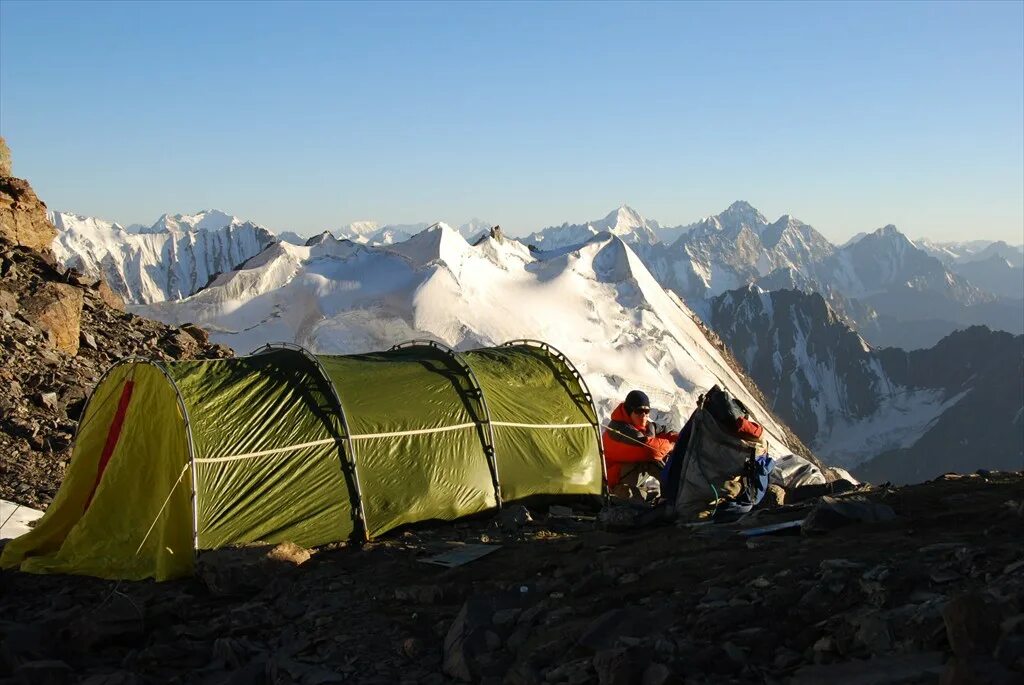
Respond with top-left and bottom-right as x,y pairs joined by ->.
150,360 -> 202,555
251,343 -> 371,542
390,339 -> 503,509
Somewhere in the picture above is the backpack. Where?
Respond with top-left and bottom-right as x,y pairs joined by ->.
672,407 -> 770,518
701,385 -> 764,441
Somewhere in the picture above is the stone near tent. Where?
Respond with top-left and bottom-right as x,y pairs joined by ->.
592,645 -> 652,685
790,651 -> 945,685
801,495 -> 896,534
577,607 -> 671,652
394,584 -> 445,605
943,593 -> 1003,658
68,592 -> 146,651
940,656 -> 1022,685
443,592 -> 527,682
197,542 -> 311,597
19,282 -> 84,356
265,540 -> 311,565
10,659 -> 76,685
0,620 -> 56,670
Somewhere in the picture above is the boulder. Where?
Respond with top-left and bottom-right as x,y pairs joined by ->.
577,607 -> 671,652
180,323 -> 210,345
443,592 -> 526,681
592,646 -> 651,685
11,659 -> 76,685
0,177 -> 57,253
93,279 -> 125,312
943,593 -> 1003,657
20,282 -> 84,355
802,496 -> 896,534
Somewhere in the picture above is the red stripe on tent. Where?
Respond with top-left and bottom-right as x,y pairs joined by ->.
84,380 -> 135,511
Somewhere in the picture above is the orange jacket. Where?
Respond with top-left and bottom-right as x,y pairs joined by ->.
602,403 -> 678,486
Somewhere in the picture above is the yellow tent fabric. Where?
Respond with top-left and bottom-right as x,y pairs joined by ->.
3,362 -> 193,580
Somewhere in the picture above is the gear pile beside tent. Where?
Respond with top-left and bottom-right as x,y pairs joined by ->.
1,340 -> 605,580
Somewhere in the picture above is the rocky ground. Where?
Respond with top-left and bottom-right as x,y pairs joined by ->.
1,473 -> 1022,684
0,239 -> 231,508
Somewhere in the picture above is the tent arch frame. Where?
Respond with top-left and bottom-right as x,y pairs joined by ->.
502,339 -> 609,497
389,338 -> 503,507
250,342 -> 369,540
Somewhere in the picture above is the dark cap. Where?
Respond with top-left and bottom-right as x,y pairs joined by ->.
624,390 -> 650,413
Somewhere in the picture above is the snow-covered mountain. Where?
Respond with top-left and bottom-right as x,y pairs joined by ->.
49,210 -> 275,304
708,285 -> 1023,481
335,219 -> 494,246
638,202 -> 836,302
916,238 -> 1024,268
521,206 -> 661,251
812,225 -> 989,304
135,225 -> 813,457
806,225 -> 1024,349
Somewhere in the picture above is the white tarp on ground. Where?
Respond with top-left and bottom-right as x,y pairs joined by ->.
0,499 -> 44,540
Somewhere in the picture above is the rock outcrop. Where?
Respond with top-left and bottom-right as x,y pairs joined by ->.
0,177 -> 57,253
19,282 -> 84,355
0,136 -> 11,176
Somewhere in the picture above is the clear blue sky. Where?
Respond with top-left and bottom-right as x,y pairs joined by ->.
1,1 -> 1022,243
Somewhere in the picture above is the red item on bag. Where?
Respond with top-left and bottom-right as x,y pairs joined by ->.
735,416 -> 763,440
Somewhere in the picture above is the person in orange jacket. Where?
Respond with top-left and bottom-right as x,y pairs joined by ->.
602,390 -> 679,500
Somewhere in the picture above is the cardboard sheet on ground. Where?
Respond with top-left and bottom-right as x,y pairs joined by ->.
419,543 -> 501,568
0,500 -> 44,540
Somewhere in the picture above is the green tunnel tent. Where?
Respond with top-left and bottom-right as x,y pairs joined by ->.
0,340 -> 606,581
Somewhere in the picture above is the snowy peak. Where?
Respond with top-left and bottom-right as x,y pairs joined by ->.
522,205 -> 660,251
719,200 -> 769,231
814,223 -> 990,305
48,211 -> 126,236
304,230 -> 340,247
145,209 -> 245,234
594,205 -> 657,234
383,222 -> 471,268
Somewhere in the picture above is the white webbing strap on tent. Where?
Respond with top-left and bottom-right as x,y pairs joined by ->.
193,421 -> 594,465
347,422 -> 478,440
194,438 -> 339,464
490,421 -> 594,429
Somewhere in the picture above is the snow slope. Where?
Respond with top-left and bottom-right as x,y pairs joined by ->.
138,226 -> 799,451
49,210 -> 277,304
